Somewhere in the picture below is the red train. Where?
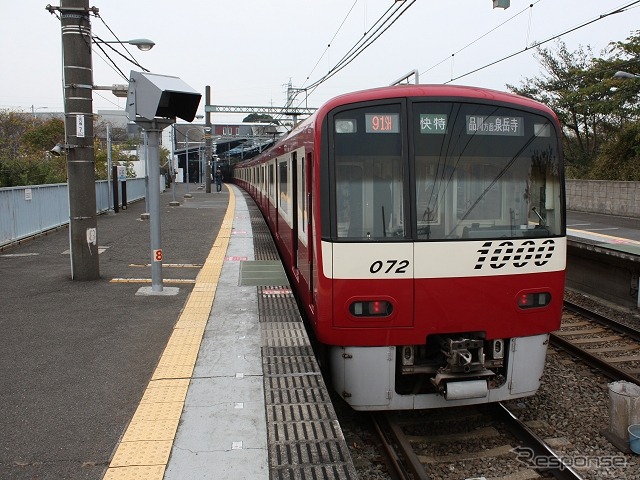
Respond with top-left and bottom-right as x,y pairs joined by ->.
234,84 -> 566,410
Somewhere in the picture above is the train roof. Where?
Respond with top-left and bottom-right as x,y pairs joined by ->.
316,84 -> 555,117
235,84 -> 556,168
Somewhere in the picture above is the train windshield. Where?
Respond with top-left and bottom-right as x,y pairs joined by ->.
333,104 -> 405,239
413,102 -> 563,240
330,100 -> 563,241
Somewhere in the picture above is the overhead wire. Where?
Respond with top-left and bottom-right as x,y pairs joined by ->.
442,0 -> 640,84
274,0 -> 415,124
421,1 -> 541,77
91,38 -> 129,82
94,13 -> 150,73
302,0 -> 360,88
307,0 -> 416,91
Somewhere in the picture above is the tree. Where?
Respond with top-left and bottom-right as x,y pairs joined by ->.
0,111 -> 67,187
589,122 -> 640,180
242,113 -> 278,124
507,31 -> 640,179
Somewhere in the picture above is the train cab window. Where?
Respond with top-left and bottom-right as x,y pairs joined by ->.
332,105 -> 405,240
412,102 -> 563,240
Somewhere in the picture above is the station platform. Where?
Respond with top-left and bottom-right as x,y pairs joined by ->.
0,182 -> 357,480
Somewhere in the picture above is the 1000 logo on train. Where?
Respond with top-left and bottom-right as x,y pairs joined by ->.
475,239 -> 556,270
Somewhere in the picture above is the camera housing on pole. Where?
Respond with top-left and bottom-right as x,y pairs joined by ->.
126,71 -> 202,294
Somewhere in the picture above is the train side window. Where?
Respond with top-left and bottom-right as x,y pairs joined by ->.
279,159 -> 289,215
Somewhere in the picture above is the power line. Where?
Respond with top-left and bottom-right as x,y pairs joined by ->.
302,0 -> 360,87
442,0 -> 640,84
94,13 -> 149,73
421,1 -> 541,77
304,0 -> 416,95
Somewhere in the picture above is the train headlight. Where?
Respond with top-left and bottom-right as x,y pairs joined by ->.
517,291 -> 551,309
335,119 -> 357,134
349,300 -> 393,317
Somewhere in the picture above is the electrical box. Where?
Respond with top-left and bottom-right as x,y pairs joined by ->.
493,0 -> 510,8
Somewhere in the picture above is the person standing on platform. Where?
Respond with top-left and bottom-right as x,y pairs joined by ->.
215,168 -> 223,192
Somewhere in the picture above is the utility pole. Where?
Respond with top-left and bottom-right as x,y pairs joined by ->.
205,85 -> 212,193
57,0 -> 100,280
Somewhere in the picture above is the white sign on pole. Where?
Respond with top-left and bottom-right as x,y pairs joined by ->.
117,166 -> 127,182
76,115 -> 85,138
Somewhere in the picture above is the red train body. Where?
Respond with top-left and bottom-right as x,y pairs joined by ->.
234,85 -> 566,410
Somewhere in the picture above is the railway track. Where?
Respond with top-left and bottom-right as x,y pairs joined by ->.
553,301 -> 640,383
371,403 -> 583,480
362,302 -> 640,480
337,297 -> 640,479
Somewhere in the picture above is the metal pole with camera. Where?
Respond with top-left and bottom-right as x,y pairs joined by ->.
126,71 -> 202,295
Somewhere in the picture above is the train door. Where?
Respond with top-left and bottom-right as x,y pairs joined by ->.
306,152 -> 315,310
292,152 -> 299,271
269,161 -> 277,233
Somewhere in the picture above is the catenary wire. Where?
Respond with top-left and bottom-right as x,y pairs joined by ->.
443,0 -> 640,84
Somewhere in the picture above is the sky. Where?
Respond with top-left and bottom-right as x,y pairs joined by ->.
1,1 -> 638,124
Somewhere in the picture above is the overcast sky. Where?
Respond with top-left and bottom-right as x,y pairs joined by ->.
2,1 -> 638,123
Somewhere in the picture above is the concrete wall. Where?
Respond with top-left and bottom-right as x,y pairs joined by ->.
567,179 -> 640,218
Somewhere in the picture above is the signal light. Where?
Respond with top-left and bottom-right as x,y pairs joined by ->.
517,292 -> 551,309
350,300 -> 393,317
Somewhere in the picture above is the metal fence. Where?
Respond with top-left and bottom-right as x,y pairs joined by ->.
0,178 -> 146,248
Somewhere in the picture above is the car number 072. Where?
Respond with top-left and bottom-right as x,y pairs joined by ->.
369,259 -> 409,274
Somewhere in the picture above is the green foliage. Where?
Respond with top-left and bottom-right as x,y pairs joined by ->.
242,113 -> 278,124
507,31 -> 640,179
0,111 -> 67,186
589,122 -> 640,180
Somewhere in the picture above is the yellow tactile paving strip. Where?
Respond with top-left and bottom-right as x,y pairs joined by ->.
103,186 -> 236,480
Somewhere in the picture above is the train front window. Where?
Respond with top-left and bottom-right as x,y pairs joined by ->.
412,102 -> 563,240
333,105 -> 405,239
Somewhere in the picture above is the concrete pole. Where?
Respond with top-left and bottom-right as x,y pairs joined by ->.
106,123 -> 113,213
60,0 -> 99,280
205,86 -> 212,193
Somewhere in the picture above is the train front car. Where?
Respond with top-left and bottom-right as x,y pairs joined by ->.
319,86 -> 566,410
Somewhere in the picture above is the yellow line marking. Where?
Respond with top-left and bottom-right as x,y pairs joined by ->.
568,228 -> 640,246
128,263 -> 203,268
103,186 -> 236,480
109,278 -> 196,284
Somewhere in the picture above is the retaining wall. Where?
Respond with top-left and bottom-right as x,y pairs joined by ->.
567,179 -> 640,218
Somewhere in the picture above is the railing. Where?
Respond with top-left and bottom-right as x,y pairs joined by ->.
0,178 -> 146,248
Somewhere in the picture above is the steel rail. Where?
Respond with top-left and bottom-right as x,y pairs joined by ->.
373,413 -> 429,480
564,300 -> 640,342
489,403 -> 584,480
370,413 -> 411,480
554,301 -> 640,384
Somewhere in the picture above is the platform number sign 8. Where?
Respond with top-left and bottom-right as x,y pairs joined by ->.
153,249 -> 163,262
